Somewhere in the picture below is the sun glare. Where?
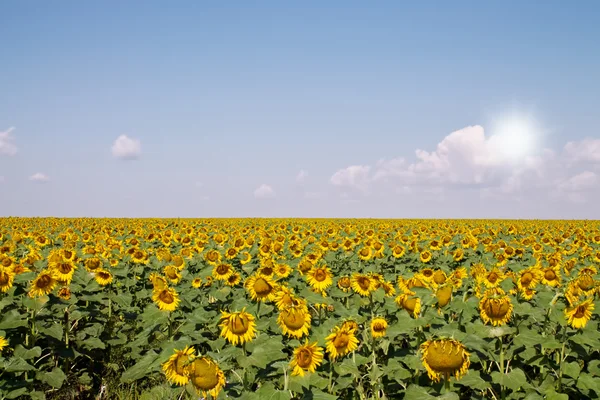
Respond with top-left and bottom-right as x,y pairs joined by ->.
488,112 -> 542,163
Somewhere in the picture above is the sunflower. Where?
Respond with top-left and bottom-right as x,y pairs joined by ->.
188,357 -> 226,398
29,270 -> 57,298
351,273 -> 374,297
420,250 -> 433,263
192,277 -> 203,288
0,265 -> 15,293
152,287 -> 180,312
0,336 -> 8,352
275,263 -> 292,278
565,297 -> 594,329
357,246 -> 372,261
541,265 -> 561,287
212,263 -> 234,281
245,274 -> 277,302
162,346 -> 195,386
224,246 -> 238,259
516,267 -> 542,291
337,276 -> 352,292
274,286 -> 306,311
239,251 -> 252,265
164,265 -> 182,284
290,341 -> 324,377
421,338 -> 470,382
436,284 -> 453,309
370,317 -> 388,338
381,281 -> 396,297
432,270 -> 447,286
219,309 -> 257,345
204,250 -> 222,266
94,269 -> 113,286
307,266 -> 333,291
341,320 -> 359,332
149,273 -> 168,291
84,257 -> 102,272
325,324 -> 360,360
478,268 -> 505,288
57,286 -> 71,300
396,293 -> 421,318
225,272 -> 241,287
131,249 -> 149,264
277,306 -> 311,338
479,288 -> 513,326
392,245 -> 406,258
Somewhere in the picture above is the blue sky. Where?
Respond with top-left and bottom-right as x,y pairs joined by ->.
1,1 -> 599,218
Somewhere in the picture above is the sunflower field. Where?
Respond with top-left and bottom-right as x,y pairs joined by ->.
1,218 -> 600,400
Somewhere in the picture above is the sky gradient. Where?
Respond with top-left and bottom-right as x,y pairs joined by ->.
1,1 -> 599,218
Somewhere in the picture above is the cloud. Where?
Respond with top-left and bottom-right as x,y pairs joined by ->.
330,125 -> 600,205
254,184 -> 275,199
0,127 -> 17,156
330,165 -> 371,193
29,173 -> 49,183
111,135 -> 142,160
296,169 -> 308,183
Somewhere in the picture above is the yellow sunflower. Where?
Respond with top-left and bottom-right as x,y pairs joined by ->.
57,286 -> 71,300
337,276 -> 352,292
204,249 -> 222,266
290,341 -> 324,376
29,270 -> 57,298
541,265 -> 561,287
565,297 -> 594,329
420,250 -> 433,263
421,338 -> 470,382
351,273 -> 375,297
245,274 -> 277,303
306,266 -> 333,292
164,265 -> 182,284
149,273 -> 168,291
162,346 -> 195,386
277,306 -> 311,338
479,288 -> 513,326
152,287 -> 180,312
396,293 -> 421,318
225,272 -> 241,287
212,263 -> 234,281
436,284 -> 454,309
275,263 -> 292,278
219,309 -> 257,345
0,265 -> 15,293
192,277 -> 203,288
188,357 -> 226,398
325,324 -> 359,360
370,317 -> 388,338
94,269 -> 113,286
0,336 -> 8,352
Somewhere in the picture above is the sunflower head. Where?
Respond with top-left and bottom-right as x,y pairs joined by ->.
245,274 -> 277,302
188,357 -> 226,398
162,346 -> 195,386
152,287 -> 180,312
290,341 -> 324,376
479,288 -> 513,326
277,305 -> 311,338
325,324 -> 360,360
370,317 -> 388,338
565,297 -> 594,329
421,338 -> 470,382
219,309 -> 257,346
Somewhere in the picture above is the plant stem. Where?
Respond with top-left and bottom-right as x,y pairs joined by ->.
328,361 -> 334,394
498,337 -> 505,400
256,301 -> 262,319
444,372 -> 450,393
167,311 -> 173,341
557,324 -> 568,392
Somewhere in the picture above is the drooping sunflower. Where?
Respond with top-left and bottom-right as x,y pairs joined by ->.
381,280 -> 396,297
94,269 -> 113,286
219,309 -> 257,345
164,265 -> 182,284
325,324 -> 359,360
479,288 -> 513,326
239,251 -> 252,265
565,297 -> 594,329
420,338 -> 470,382
0,265 -> 15,293
188,357 -> 226,398
162,346 -> 195,386
149,273 -> 168,291
436,284 -> 454,309
370,317 -> 388,338
307,266 -> 333,291
245,274 -> 277,302
152,287 -> 180,312
290,341 -> 324,377
277,305 -> 311,338
396,293 -> 421,318
337,276 -> 352,292
29,270 -> 57,298
351,273 -> 374,297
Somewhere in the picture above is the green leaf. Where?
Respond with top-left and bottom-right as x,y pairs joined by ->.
404,384 -> 436,400
38,367 -> 67,389
39,324 -> 63,340
491,369 -> 529,392
80,337 -> 106,350
29,391 -> 47,400
577,373 -> 600,395
13,345 -> 42,360
307,390 -> 338,400
455,370 -> 491,391
120,351 -> 160,383
0,310 -> 27,330
564,361 -> 581,379
3,357 -> 36,372
588,360 -> 600,377
544,390 -> 569,400
4,388 -> 28,399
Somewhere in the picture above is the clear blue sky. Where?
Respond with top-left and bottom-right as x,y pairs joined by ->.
1,1 -> 599,218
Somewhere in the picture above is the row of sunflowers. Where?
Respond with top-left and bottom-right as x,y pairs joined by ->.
0,218 -> 599,399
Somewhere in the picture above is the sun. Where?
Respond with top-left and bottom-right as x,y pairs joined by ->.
488,111 -> 542,163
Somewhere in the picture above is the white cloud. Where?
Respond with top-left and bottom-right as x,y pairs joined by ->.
0,127 -> 17,156
254,184 -> 275,199
296,169 -> 308,183
29,173 -> 49,183
330,125 -> 600,206
111,135 -> 142,160
304,191 -> 323,199
330,165 -> 371,193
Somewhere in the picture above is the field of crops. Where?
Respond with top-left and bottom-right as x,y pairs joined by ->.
0,218 -> 599,400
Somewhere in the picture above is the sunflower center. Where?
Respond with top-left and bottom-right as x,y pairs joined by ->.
2,258 -> 11,267
261,266 -> 273,275
578,275 -> 594,290
487,272 -> 498,283
332,332 -> 350,349
521,272 -> 533,286
36,274 -> 53,289
314,269 -> 327,282
282,310 -> 306,330
339,278 -> 351,288
422,269 -> 433,278
215,264 -> 229,276
190,358 -> 219,390
433,271 -> 446,284
357,277 -> 371,290
425,341 -> 465,373
64,250 -> 73,259
0,272 -> 9,285
253,278 -> 272,296
372,322 -> 386,333
483,298 -> 510,319
230,315 -> 249,334
574,305 -> 587,318
98,271 -> 110,280
544,270 -> 556,281
159,290 -> 175,304
175,354 -> 191,376
296,349 -> 313,368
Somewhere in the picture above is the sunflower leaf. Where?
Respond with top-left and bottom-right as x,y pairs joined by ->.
38,367 -> 67,389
